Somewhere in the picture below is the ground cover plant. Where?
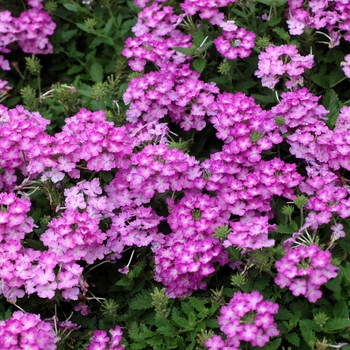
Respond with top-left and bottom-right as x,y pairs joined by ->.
1,0 -> 350,349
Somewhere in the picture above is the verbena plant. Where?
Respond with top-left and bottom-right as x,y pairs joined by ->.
0,0 -> 350,349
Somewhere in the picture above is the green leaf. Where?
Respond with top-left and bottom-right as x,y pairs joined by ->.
115,276 -> 132,287
252,93 -> 277,104
192,58 -> 207,73
312,65 -> 329,88
323,318 -> 350,332
257,0 -> 286,6
233,80 -> 257,93
205,318 -> 219,328
188,297 -> 207,314
192,31 -> 206,47
171,308 -> 188,328
299,320 -> 316,348
321,89 -> 341,128
63,3 -> 79,11
266,17 -> 282,26
60,29 -> 78,43
181,301 -> 195,317
289,311 -> 301,329
325,275 -> 342,294
89,62 -> 104,83
157,324 -> 176,337
76,23 -> 91,33
129,323 -> 153,342
23,239 -> 46,251
264,338 -> 282,350
333,300 -> 349,318
286,332 -> 300,347
129,290 -> 153,310
67,65 -> 84,75
272,27 -> 291,41
104,18 -> 114,35
173,46 -> 193,56
276,224 -> 297,234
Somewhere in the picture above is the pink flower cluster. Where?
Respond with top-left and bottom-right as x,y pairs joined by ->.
123,64 -> 218,131
86,325 -> 124,350
0,104 -> 51,190
206,291 -> 279,349
255,44 -> 314,89
154,191 -> 229,297
0,311 -> 59,349
122,3 -> 191,71
275,243 -> 338,302
286,0 -> 350,44
214,28 -> 256,60
0,0 -> 55,93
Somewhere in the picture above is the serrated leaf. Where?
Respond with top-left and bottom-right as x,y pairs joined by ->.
63,3 -> 79,11
205,318 -> 219,328
322,89 -> 340,128
192,31 -> 206,47
257,0 -> 286,6
324,318 -> 350,332
252,93 -> 277,104
192,58 -> 207,73
299,320 -> 316,347
264,338 -> 282,350
234,80 -> 257,93
67,65 -> 84,75
188,297 -> 207,314
89,62 -> 104,83
129,290 -> 153,310
333,300 -> 349,318
289,311 -> 301,329
157,325 -> 176,337
115,275 -> 132,287
173,46 -> 193,56
275,308 -> 293,320
121,18 -> 137,30
286,332 -> 300,347
24,239 -> 46,251
104,18 -> 114,35
267,17 -> 282,26
129,323 -> 153,342
312,65 -> 329,88
60,29 -> 78,43
76,23 -> 90,33
272,27 -> 291,41
171,308 -> 188,328
325,275 -> 342,294
276,224 -> 297,234
181,301 -> 194,316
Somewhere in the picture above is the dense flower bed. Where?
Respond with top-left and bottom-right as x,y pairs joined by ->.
1,0 -> 350,349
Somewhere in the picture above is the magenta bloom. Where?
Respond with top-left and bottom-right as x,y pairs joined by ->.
214,28 -> 256,60
208,291 -> 279,349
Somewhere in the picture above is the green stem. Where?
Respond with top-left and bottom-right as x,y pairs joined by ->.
330,76 -> 347,88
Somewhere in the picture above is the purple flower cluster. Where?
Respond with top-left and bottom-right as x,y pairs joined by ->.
154,191 -> 229,297
206,291 -> 279,349
86,325 -> 124,350
0,105 -> 51,190
123,64 -> 218,130
286,0 -> 350,44
0,311 -> 59,349
255,44 -> 314,89
0,0 -> 55,92
275,243 -> 338,302
214,28 -> 256,60
122,3 -> 191,71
